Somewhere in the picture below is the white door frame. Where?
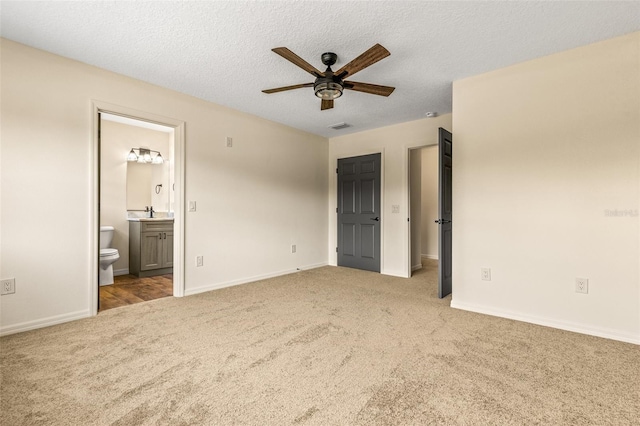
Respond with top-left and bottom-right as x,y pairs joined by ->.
91,101 -> 186,315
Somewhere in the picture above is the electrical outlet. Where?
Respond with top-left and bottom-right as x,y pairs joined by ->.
226,137 -> 233,148
481,268 -> 491,281
1,278 -> 15,295
576,278 -> 589,294
291,244 -> 296,254
196,256 -> 203,267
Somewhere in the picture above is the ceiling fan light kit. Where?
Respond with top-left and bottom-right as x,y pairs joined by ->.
263,44 -> 395,111
315,80 -> 343,100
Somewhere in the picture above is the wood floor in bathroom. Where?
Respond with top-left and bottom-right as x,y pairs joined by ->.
99,274 -> 173,311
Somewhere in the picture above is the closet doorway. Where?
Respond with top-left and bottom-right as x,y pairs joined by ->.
409,145 -> 439,270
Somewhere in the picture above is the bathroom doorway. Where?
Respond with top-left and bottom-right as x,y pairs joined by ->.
92,102 -> 185,314
99,113 -> 175,311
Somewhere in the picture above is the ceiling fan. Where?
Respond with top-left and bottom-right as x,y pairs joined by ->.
262,44 -> 395,111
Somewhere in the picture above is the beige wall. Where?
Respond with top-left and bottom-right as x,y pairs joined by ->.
100,120 -> 171,273
420,146 -> 438,258
329,115 -> 453,277
0,39 -> 328,334
452,32 -> 640,343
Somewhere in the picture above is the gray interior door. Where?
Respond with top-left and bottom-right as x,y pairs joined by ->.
436,128 -> 453,298
337,153 -> 381,272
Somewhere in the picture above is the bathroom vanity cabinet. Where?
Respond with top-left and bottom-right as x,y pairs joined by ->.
129,220 -> 174,277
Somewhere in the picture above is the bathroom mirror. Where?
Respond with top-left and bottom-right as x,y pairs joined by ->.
126,161 -> 171,212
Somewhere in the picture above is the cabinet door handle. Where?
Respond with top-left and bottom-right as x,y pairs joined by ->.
159,232 -> 162,239
163,232 -> 166,239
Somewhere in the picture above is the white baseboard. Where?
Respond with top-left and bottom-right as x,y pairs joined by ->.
329,262 -> 410,278
381,269 -> 409,278
114,268 -> 129,276
0,309 -> 91,337
184,262 -> 328,297
297,262 -> 329,271
450,300 -> 640,345
421,254 -> 439,260
412,263 -> 423,271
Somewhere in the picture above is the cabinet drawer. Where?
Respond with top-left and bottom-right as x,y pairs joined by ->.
141,221 -> 173,232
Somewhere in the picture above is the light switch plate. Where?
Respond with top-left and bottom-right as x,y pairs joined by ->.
392,205 -> 400,213
188,201 -> 196,212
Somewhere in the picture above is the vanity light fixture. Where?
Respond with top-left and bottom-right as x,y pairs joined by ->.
126,147 -> 164,164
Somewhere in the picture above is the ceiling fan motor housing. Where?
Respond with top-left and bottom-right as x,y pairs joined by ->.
321,52 -> 338,66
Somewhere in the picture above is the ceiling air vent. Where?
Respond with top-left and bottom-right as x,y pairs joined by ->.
328,122 -> 351,130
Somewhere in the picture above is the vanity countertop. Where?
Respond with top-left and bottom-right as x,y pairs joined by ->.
127,217 -> 174,222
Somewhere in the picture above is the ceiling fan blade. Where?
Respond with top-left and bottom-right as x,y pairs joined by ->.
335,44 -> 390,78
321,99 -> 334,111
262,83 -> 314,94
272,47 -> 324,77
344,81 -> 395,97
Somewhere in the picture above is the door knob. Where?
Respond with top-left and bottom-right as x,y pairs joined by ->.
370,217 -> 380,221
434,219 -> 452,224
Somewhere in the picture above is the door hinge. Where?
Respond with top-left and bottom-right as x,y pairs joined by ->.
336,247 -> 338,253
336,168 -> 338,174
336,207 -> 338,213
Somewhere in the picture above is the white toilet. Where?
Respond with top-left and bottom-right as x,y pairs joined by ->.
99,226 -> 120,286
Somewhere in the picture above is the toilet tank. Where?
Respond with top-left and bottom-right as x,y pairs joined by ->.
100,226 -> 115,249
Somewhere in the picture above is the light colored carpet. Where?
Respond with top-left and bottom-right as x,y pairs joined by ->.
1,260 -> 638,425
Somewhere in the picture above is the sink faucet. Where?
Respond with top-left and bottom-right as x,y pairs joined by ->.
149,206 -> 154,218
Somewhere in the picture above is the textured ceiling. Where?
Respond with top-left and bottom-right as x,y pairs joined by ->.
2,1 -> 639,137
